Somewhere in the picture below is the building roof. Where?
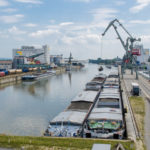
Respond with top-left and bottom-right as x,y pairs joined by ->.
0,58 -> 12,61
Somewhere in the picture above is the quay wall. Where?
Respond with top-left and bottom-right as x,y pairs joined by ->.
54,67 -> 66,75
0,67 -> 66,85
0,73 -> 27,85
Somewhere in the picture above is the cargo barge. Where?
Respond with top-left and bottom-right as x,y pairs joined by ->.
44,73 -> 106,137
45,68 -> 125,139
83,71 -> 125,139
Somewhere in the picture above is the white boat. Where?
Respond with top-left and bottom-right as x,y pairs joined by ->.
22,70 -> 56,81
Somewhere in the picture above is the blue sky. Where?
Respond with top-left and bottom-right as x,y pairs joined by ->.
0,0 -> 150,59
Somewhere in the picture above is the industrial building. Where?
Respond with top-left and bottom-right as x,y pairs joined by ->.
12,45 -> 50,68
50,55 -> 64,65
0,58 -> 12,70
136,45 -> 149,64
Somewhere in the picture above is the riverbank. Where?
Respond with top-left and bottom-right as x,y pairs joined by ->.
0,135 -> 135,150
0,67 -> 66,85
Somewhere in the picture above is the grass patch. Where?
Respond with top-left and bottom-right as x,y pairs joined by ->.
129,96 -> 145,138
0,135 -> 135,150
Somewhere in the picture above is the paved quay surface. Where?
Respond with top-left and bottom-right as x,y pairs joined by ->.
121,69 -> 150,150
120,70 -> 138,141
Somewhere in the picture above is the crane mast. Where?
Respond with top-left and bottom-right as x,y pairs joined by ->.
102,19 -> 140,79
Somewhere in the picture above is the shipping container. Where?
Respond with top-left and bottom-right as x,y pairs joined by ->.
132,48 -> 141,56
3,70 -> 9,75
22,68 -> 29,72
0,72 -> 5,77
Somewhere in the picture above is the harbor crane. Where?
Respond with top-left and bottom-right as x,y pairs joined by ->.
68,52 -> 73,64
102,19 -> 141,79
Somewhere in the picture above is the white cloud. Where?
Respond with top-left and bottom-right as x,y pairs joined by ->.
130,19 -> 150,24
140,35 -> 150,40
1,8 -> 17,13
115,1 -> 126,6
24,23 -> 37,27
29,29 -> 59,37
90,8 -> 118,23
0,0 -> 9,6
59,22 -> 74,26
67,0 -> 92,2
8,26 -> 26,35
0,14 -> 24,23
50,20 -> 55,24
130,0 -> 150,13
14,0 -> 42,4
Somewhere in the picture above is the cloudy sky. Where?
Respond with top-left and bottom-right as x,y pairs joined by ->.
0,0 -> 150,59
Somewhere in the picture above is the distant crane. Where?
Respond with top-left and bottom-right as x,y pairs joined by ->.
102,19 -> 141,79
68,52 -> 73,65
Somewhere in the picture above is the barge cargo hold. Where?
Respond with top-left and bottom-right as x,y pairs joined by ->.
85,74 -> 106,91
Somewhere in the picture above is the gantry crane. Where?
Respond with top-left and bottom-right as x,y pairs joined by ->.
102,19 -> 141,79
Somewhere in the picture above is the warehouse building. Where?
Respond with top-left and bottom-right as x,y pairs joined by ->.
12,45 -> 50,68
0,58 -> 12,70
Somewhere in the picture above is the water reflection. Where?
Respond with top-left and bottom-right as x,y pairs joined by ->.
68,72 -> 72,87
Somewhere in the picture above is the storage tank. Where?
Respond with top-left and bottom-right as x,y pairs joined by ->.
8,69 -> 16,74
0,72 -> 5,77
16,69 -> 22,73
33,68 -> 37,71
29,68 -> 33,71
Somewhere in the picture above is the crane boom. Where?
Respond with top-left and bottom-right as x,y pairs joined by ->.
101,19 -> 140,79
112,24 -> 127,52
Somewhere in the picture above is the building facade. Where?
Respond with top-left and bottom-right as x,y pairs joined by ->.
136,45 -> 149,64
50,55 -> 64,65
13,45 -> 50,68
0,58 -> 12,70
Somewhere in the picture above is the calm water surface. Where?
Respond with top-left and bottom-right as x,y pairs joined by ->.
0,64 -> 111,136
